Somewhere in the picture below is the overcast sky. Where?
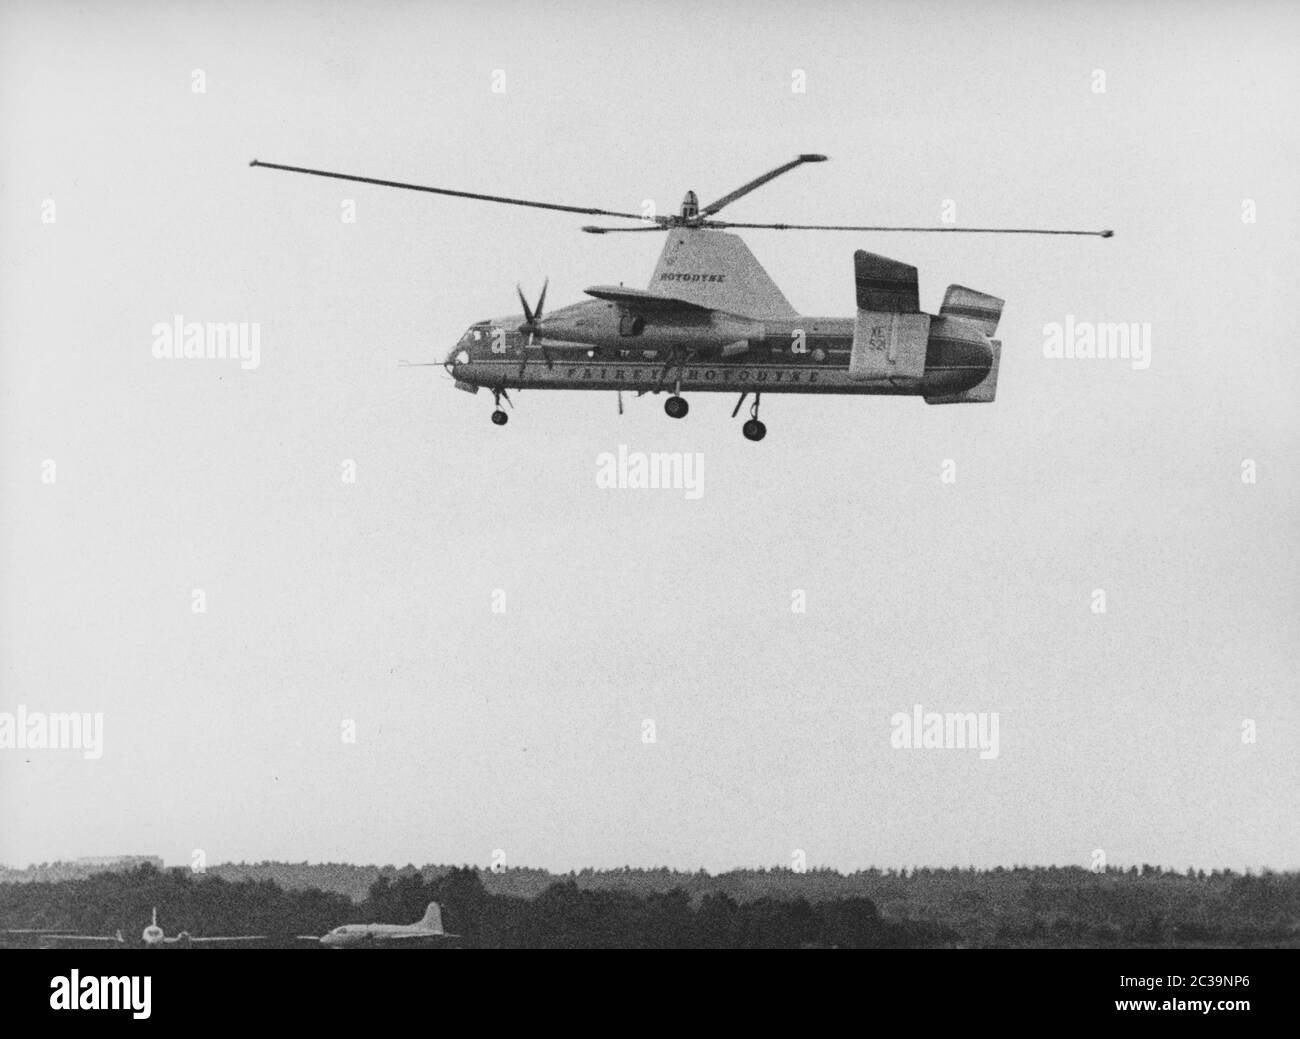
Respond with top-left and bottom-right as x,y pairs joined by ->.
2,0 -> 1297,873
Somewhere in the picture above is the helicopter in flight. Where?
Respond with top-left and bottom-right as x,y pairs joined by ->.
251,154 -> 1110,440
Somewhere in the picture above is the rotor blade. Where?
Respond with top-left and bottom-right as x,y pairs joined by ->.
697,154 -> 827,218
582,224 -> 668,234
250,160 -> 649,221
704,219 -> 1114,237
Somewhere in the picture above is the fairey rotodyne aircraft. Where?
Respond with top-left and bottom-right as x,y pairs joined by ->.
251,154 -> 1111,440
35,907 -> 268,948
314,901 -> 457,948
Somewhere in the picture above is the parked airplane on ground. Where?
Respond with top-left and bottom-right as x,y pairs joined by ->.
33,908 -> 268,948
314,902 -> 458,948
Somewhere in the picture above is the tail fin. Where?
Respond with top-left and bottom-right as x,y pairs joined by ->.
854,250 -> 920,312
940,285 -> 1003,335
418,902 -> 445,934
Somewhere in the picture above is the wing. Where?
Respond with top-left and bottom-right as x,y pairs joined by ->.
38,933 -> 127,947
181,935 -> 270,945
584,285 -> 716,315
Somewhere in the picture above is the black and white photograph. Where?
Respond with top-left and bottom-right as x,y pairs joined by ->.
1,0 -> 1296,1023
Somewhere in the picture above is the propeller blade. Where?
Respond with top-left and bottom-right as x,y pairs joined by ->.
535,278 -> 548,321
704,219 -> 1114,237
516,284 -> 534,326
250,160 -> 649,221
698,154 -> 827,217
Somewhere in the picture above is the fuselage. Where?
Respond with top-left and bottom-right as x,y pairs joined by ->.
445,300 -> 992,398
320,922 -> 447,947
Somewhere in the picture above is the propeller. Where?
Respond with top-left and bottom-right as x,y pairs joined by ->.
516,279 -> 552,373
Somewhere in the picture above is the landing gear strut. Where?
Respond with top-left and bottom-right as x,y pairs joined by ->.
739,392 -> 766,441
491,386 -> 511,426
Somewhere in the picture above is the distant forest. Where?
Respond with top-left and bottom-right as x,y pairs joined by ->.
2,862 -> 1297,948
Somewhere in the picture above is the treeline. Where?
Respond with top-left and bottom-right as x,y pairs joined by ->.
368,869 -> 912,948
0,864 -> 923,948
3,863 -> 1297,947
0,857 -> 162,885
195,861 -> 1300,945
0,863 -> 352,940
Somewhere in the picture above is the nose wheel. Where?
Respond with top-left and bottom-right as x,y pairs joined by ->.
664,395 -> 689,419
491,386 -> 511,426
734,392 -> 766,441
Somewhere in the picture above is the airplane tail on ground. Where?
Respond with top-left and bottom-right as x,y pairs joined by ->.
419,902 -> 445,934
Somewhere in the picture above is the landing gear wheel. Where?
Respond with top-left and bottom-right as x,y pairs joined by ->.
491,409 -> 508,426
742,418 -> 766,441
664,395 -> 689,419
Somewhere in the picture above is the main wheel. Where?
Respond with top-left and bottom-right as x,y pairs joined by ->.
742,418 -> 766,441
664,395 -> 689,419
491,409 -> 508,426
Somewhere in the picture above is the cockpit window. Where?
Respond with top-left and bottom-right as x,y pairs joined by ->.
472,330 -> 482,341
